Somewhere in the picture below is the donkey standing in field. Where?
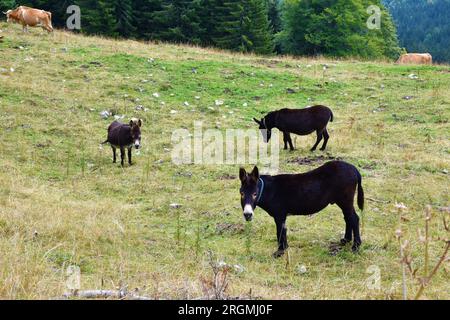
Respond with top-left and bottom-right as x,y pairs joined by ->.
102,119 -> 142,166
239,161 -> 364,257
253,105 -> 334,151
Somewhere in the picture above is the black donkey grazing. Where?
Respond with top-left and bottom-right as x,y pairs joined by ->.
239,161 -> 364,257
102,119 -> 142,166
253,105 -> 334,151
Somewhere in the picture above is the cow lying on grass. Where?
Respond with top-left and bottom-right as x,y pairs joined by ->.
102,119 -> 142,166
3,6 -> 53,33
254,105 -> 334,151
239,161 -> 364,257
397,53 -> 432,65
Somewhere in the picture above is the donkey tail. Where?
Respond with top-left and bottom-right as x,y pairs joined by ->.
101,139 -> 109,145
329,110 -> 334,122
356,170 -> 364,211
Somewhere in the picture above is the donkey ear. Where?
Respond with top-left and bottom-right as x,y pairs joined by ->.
239,168 -> 247,182
138,119 -> 142,127
129,120 -> 134,126
250,166 -> 259,181
253,118 -> 261,125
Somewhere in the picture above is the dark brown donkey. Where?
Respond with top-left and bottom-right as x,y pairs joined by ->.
239,161 -> 364,257
102,120 -> 142,166
253,105 -> 333,151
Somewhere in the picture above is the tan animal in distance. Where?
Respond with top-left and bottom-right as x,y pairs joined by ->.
396,53 -> 432,65
3,6 -> 53,33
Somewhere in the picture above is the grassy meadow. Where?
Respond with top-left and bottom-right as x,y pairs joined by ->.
0,24 -> 449,299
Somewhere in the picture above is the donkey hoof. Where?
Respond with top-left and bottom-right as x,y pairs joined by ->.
272,249 -> 285,258
352,244 -> 361,253
340,238 -> 351,246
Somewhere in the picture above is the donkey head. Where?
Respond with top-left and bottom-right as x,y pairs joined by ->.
239,166 -> 260,221
253,117 -> 271,143
129,119 -> 142,149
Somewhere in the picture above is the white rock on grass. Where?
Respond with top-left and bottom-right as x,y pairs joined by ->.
170,203 -> 181,209
152,92 -> 160,98
297,265 -> 307,275
215,99 -> 224,106
100,110 -> 110,119
243,103 -> 248,107
184,101 -> 190,107
233,264 -> 245,274
170,110 -> 177,114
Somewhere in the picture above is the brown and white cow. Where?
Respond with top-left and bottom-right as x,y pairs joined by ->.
396,53 -> 433,65
3,6 -> 53,33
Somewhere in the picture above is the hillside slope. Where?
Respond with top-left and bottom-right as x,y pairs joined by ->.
0,25 -> 449,299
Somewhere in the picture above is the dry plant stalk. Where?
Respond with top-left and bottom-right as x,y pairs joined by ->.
200,250 -> 230,300
396,205 -> 449,300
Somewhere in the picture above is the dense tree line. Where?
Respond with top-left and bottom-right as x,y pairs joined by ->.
1,0 -> 404,60
384,0 -> 450,63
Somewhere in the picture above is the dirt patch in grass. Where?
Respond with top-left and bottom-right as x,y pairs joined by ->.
287,155 -> 343,165
215,222 -> 245,235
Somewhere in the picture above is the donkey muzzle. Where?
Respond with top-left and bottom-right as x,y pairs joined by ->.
243,204 -> 253,221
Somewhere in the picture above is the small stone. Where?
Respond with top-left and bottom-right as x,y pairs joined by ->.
170,110 -> 177,114
243,103 -> 248,107
152,92 -> 160,98
215,99 -> 224,106
233,264 -> 245,274
297,265 -> 307,274
170,203 -> 181,209
286,88 -> 297,94
183,101 -> 190,107
100,110 -> 110,119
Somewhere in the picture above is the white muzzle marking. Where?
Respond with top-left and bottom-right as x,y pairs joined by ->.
243,204 -> 254,219
134,140 -> 140,148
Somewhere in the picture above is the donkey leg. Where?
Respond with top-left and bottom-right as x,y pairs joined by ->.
282,132 -> 289,150
112,146 -> 117,163
340,215 -> 353,245
320,128 -> 330,151
273,216 -> 288,258
287,133 -> 294,151
128,147 -> 133,165
350,211 -> 362,252
120,147 -> 125,167
310,130 -> 323,151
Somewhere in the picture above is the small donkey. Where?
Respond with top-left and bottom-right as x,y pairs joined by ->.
253,105 -> 333,151
239,161 -> 364,257
102,119 -> 142,166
